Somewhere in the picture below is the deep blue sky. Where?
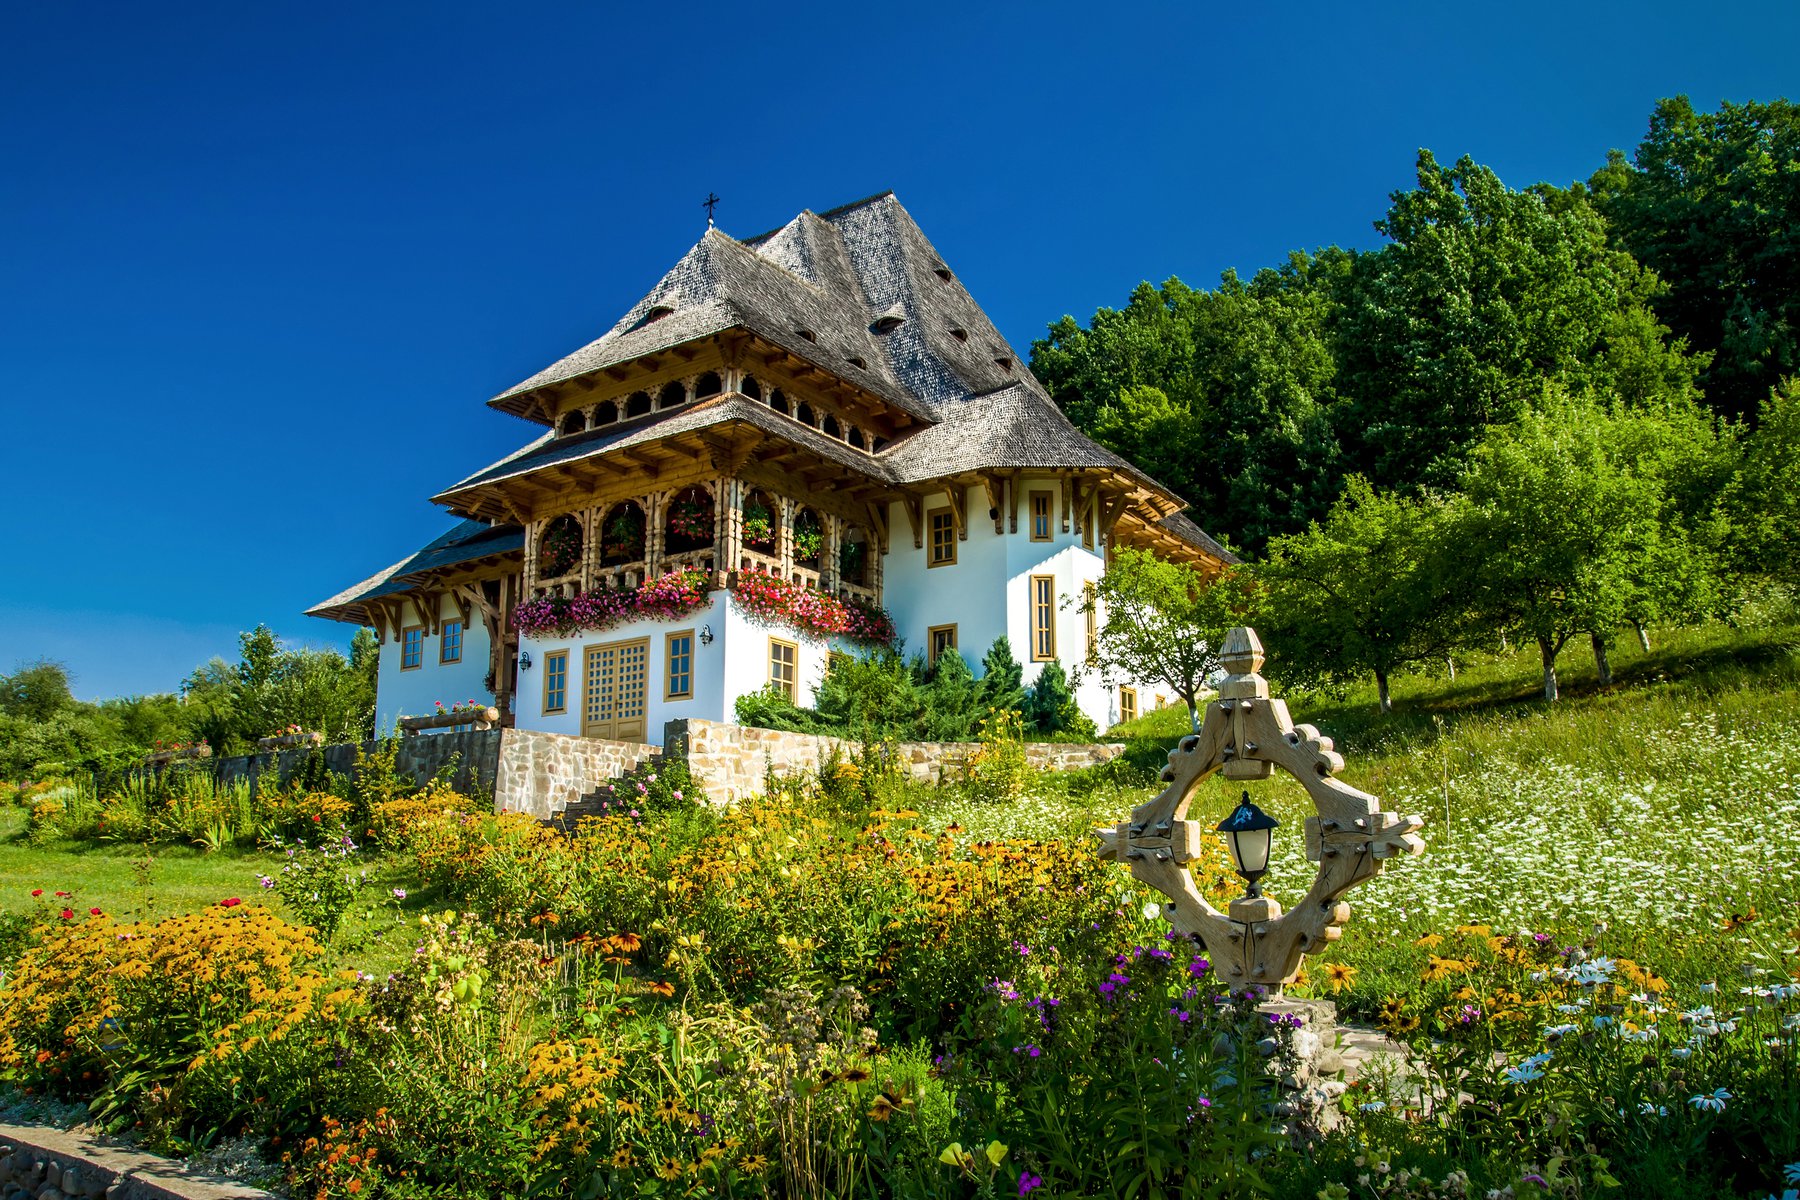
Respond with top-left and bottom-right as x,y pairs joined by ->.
3,1 -> 1794,699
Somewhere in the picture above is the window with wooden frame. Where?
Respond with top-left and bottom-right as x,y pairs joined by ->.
401,626 -> 424,670
1120,686 -> 1138,724
769,637 -> 799,702
927,624 -> 958,666
1084,581 -> 1098,664
827,650 -> 851,674
542,650 -> 569,714
1081,506 -> 1095,550
1029,490 -> 1054,542
928,509 -> 957,567
665,630 -> 694,701
439,620 -> 463,664
1030,575 -> 1057,662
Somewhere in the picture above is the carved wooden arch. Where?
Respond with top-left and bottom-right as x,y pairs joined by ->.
1097,627 -> 1423,989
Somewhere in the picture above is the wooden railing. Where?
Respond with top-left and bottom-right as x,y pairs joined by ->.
400,707 -> 501,736
661,548 -> 716,576
739,547 -> 780,575
256,731 -> 324,752
595,560 -> 648,590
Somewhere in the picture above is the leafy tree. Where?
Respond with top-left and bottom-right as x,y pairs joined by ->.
1724,377 -> 1800,584
1589,96 -> 1800,420
0,660 -> 77,722
1257,479 -> 1465,713
1453,389 -> 1721,700
1031,258 -> 1346,551
1331,151 -> 1704,490
1082,548 -> 1258,730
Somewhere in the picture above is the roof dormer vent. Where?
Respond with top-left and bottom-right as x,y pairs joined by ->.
933,265 -> 954,283
994,356 -> 1014,372
847,355 -> 868,369
872,303 -> 907,334
950,327 -> 969,343
644,302 -> 676,323
796,328 -> 817,342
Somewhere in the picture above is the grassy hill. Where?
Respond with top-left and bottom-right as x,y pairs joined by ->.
918,603 -> 1800,1013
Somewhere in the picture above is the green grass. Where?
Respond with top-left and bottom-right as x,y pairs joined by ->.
921,611 -> 1800,1015
0,808 -> 434,977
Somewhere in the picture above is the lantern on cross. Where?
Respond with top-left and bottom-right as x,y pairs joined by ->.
1096,627 -> 1424,989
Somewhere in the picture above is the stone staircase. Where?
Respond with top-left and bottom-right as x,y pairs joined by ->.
548,752 -> 669,831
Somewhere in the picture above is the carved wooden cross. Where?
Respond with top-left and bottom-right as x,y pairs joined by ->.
1096,627 -> 1424,988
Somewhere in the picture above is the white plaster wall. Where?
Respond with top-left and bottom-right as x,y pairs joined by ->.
875,479 -> 1163,732
375,594 -> 495,734
719,595 -> 853,714
515,592 -> 732,744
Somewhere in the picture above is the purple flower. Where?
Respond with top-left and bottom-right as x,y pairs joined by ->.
1018,1172 -> 1043,1196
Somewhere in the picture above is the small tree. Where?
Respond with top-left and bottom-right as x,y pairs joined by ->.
1023,660 -> 1095,740
1083,547 -> 1256,730
1257,477 -> 1464,713
1455,388 -> 1712,700
976,636 -> 1027,714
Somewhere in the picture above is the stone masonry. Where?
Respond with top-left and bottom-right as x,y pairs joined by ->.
0,1124 -> 275,1200
207,721 -> 1125,818
665,718 -> 1125,806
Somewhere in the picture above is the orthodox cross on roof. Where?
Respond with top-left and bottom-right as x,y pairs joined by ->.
702,192 -> 720,228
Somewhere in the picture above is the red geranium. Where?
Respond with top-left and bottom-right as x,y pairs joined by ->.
59,908 -> 73,920
220,897 -> 243,908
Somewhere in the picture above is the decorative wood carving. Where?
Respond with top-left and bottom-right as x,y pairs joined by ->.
1095,626 -> 1423,989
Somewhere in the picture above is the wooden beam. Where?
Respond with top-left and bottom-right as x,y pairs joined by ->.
1008,471 -> 1021,533
903,493 -> 924,549
942,482 -> 967,541
865,501 -> 889,553
981,474 -> 1005,534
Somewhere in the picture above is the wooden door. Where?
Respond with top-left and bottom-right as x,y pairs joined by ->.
583,637 -> 650,741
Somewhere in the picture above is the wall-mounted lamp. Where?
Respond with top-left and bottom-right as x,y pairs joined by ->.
699,624 -> 715,646
518,651 -> 533,670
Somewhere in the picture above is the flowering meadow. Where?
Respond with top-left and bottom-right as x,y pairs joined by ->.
0,618 -> 1796,1197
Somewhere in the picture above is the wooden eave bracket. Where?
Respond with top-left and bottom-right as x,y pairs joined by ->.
902,494 -> 924,550
865,501 -> 890,553
943,482 -> 968,541
981,474 -> 1005,534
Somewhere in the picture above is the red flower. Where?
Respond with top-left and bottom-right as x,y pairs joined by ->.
312,814 -> 321,823
30,889 -> 42,897
59,908 -> 73,920
89,907 -> 102,916
220,897 -> 243,908
54,891 -> 69,898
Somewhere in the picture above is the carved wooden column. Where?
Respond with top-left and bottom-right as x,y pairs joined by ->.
714,476 -> 738,581
645,490 -> 667,579
778,496 -> 794,580
523,520 -> 541,595
580,506 -> 601,595
820,513 -> 841,593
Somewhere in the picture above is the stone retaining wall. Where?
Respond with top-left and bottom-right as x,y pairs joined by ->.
493,728 -> 661,819
665,718 -> 1126,806
205,720 -> 1126,817
211,730 -> 500,799
0,1124 -> 275,1200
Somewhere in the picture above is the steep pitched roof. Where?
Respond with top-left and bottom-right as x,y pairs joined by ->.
459,191 -> 1223,545
306,520 -> 523,618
